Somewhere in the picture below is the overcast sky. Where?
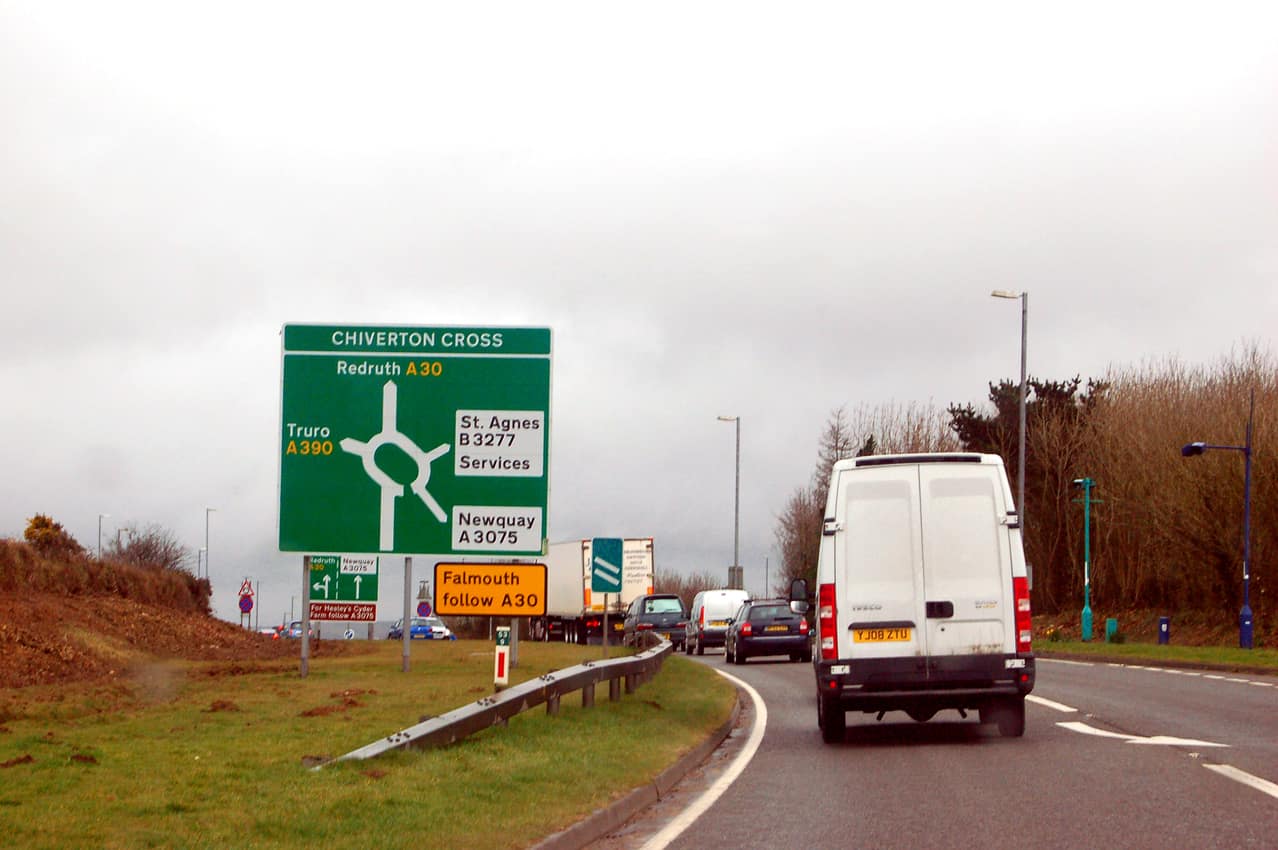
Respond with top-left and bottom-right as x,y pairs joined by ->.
3,2 -> 1276,624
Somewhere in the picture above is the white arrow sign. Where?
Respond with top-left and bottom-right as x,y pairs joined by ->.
312,574 -> 331,599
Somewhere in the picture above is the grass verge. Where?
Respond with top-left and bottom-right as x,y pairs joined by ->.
0,641 -> 736,849
1038,640 -> 1278,672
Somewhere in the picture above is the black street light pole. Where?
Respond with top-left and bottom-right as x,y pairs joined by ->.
1181,389 -> 1255,649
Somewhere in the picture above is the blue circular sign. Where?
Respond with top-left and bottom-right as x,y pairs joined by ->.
417,600 -> 432,616
239,595 -> 253,613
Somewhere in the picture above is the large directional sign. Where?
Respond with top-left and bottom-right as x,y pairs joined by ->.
434,562 -> 547,617
279,325 -> 552,556
590,537 -> 624,593
308,555 -> 379,621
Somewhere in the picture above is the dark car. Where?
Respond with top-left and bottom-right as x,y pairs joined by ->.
622,593 -> 688,650
724,599 -> 811,664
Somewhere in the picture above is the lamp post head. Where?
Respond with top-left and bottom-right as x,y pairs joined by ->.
717,415 -> 738,422
1181,442 -> 1207,457
990,289 -> 1022,300
1072,478 -> 1091,488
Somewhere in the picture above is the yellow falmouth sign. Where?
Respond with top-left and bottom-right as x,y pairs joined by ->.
433,562 -> 547,616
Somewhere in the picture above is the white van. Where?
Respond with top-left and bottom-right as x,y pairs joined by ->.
791,452 -> 1035,743
684,588 -> 751,655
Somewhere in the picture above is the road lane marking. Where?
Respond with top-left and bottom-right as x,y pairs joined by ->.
640,668 -> 766,850
1027,695 -> 1077,713
1204,764 -> 1278,800
1247,681 -> 1273,687
1204,674 -> 1226,680
1057,721 -> 1228,748
1039,658 -> 1094,667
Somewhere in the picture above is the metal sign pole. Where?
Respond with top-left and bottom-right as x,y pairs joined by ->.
402,556 -> 412,673
603,594 -> 609,660
300,556 -> 311,678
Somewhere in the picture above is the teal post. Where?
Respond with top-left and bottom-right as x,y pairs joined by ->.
1072,478 -> 1100,641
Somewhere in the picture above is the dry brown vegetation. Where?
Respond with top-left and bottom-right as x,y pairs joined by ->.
776,345 -> 1276,647
0,537 -> 368,696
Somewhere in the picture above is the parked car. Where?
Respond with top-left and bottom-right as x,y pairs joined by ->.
724,599 -> 811,664
685,588 -> 750,655
388,616 -> 455,640
622,593 -> 687,649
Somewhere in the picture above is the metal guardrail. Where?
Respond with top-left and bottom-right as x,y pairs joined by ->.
323,637 -> 673,767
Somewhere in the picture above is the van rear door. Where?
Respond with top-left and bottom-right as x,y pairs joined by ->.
918,462 -> 1013,657
831,465 -> 928,662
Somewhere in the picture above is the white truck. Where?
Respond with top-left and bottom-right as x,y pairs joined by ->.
530,538 -> 655,644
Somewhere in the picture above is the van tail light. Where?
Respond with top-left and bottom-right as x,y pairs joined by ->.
699,607 -> 705,627
1014,576 -> 1033,653
799,617 -> 809,634
819,582 -> 838,660
740,622 -> 753,636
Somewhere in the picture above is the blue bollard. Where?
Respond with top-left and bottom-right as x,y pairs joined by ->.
1158,616 -> 1170,645
1105,618 -> 1118,642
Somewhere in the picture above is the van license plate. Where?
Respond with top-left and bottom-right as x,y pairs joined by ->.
853,628 -> 911,642
709,620 -> 727,627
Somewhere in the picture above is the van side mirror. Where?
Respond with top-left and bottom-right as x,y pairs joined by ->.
789,577 -> 810,615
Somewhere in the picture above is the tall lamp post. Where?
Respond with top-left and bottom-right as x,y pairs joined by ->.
1072,478 -> 1100,640
717,415 -> 741,590
97,513 -> 110,560
1181,390 -> 1255,649
990,290 -> 1028,538
204,507 -> 216,580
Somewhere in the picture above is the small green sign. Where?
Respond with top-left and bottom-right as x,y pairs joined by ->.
590,538 -> 623,593
495,626 -> 511,647
309,555 -> 379,602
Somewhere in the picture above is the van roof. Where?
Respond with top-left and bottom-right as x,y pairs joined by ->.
832,452 -> 1002,471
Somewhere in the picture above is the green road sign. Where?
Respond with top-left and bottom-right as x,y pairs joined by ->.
309,555 -> 379,602
590,537 -> 623,593
279,325 -> 552,555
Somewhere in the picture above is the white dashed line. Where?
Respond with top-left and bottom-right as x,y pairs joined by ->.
1027,695 -> 1077,713
1204,764 -> 1278,800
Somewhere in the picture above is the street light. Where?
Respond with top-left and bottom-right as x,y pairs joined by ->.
204,507 -> 216,580
1181,390 -> 1255,649
1072,478 -> 1100,641
197,547 -> 207,578
717,415 -> 741,590
97,513 -> 110,560
990,290 -> 1028,538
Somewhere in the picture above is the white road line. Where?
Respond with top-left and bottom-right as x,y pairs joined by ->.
1027,695 -> 1077,713
1039,658 -> 1094,667
1225,677 -> 1249,683
640,669 -> 766,850
1204,764 -> 1278,800
1205,674 -> 1227,680
1057,721 -> 1228,748
1248,681 -> 1273,687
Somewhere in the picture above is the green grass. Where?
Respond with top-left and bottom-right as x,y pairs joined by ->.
1038,640 -> 1278,671
0,641 -> 736,849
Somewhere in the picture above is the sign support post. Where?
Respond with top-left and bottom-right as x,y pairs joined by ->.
402,557 -> 412,673
300,556 -> 311,678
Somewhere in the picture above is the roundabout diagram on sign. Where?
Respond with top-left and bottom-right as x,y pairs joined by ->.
339,380 -> 451,551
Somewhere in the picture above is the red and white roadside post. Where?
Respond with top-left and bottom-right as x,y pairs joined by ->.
494,626 -> 511,691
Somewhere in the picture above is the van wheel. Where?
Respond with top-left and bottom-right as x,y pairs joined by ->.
988,697 -> 1026,737
695,636 -> 704,656
906,708 -> 936,723
724,643 -> 734,663
819,693 -> 845,743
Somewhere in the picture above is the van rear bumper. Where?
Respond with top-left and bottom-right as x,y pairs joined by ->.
817,653 -> 1035,713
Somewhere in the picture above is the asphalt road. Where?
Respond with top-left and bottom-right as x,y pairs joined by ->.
596,653 -> 1278,849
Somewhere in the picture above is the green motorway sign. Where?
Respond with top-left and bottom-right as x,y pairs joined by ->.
279,324 -> 551,555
